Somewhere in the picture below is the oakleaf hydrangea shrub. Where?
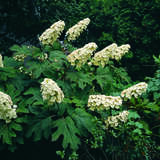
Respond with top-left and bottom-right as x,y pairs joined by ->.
0,18 -> 158,159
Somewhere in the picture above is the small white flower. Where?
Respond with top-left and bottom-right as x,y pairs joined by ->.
13,105 -> 18,109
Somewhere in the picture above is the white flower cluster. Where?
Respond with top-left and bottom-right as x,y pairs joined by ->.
91,43 -> 130,67
41,78 -> 64,105
110,44 -> 130,61
66,18 -> 90,41
91,43 -> 118,67
88,95 -> 122,111
13,54 -> 26,62
39,20 -> 65,45
67,42 -> 97,68
0,54 -> 4,67
105,110 -> 129,129
0,91 -> 17,123
121,82 -> 148,100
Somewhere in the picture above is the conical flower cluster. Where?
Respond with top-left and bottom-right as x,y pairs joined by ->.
121,82 -> 148,100
41,78 -> 64,105
105,110 -> 129,129
91,43 -> 117,67
39,20 -> 65,45
88,95 -> 122,111
91,43 -> 130,67
0,91 -> 17,123
67,42 -> 97,68
66,18 -> 90,41
0,54 -> 4,67
110,44 -> 130,61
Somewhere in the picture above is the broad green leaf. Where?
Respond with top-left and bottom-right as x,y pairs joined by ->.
95,66 -> 113,90
66,71 -> 93,89
26,116 -> 52,141
52,116 -> 80,150
71,108 -> 95,136
128,111 -> 140,119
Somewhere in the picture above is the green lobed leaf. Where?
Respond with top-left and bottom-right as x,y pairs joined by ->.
26,116 -> 53,141
71,108 -> 96,136
52,116 -> 80,150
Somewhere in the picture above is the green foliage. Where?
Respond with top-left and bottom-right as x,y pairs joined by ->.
26,115 -> 52,141
52,116 -> 80,150
71,108 -> 95,136
1,16 -> 160,160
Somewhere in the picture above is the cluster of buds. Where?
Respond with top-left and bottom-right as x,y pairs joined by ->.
91,43 -> 117,67
88,95 -> 122,111
37,53 -> 48,62
0,54 -> 4,67
41,78 -> 64,105
110,44 -> 130,61
13,54 -> 26,62
121,82 -> 148,100
39,20 -> 65,45
18,66 -> 33,77
66,18 -> 90,41
105,110 -> 129,129
67,42 -> 97,68
0,91 -> 17,123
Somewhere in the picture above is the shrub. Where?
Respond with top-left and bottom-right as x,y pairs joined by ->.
0,18 -> 159,160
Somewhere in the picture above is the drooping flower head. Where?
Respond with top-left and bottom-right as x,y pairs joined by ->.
121,82 -> 148,100
66,18 -> 90,41
0,54 -> 4,67
105,110 -> 129,129
0,91 -> 17,123
67,42 -> 97,69
41,78 -> 64,105
39,20 -> 65,45
110,44 -> 130,61
88,95 -> 122,111
91,43 -> 117,67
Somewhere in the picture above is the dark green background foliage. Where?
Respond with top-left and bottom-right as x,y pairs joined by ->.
1,0 -> 160,79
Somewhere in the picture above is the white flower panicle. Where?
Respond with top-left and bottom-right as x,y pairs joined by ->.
91,43 -> 118,67
121,82 -> 148,100
0,54 -> 4,67
88,95 -> 122,111
91,43 -> 130,67
110,44 -> 130,61
0,91 -> 17,123
67,42 -> 97,68
66,18 -> 90,41
105,110 -> 129,129
41,78 -> 64,105
13,54 -> 26,62
39,20 -> 65,45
